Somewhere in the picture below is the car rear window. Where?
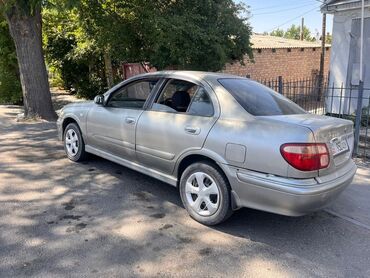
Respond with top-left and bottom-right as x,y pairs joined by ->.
218,78 -> 306,116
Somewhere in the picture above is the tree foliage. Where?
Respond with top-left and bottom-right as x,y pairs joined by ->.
2,0 -> 253,101
43,6 -> 107,98
325,32 -> 332,44
142,0 -> 253,71
270,28 -> 284,38
42,0 -> 253,99
0,14 -> 22,104
270,24 -> 315,42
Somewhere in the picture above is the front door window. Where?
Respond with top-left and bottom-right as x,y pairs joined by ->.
107,79 -> 159,109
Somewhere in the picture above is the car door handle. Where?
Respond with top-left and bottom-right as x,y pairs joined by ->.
125,117 -> 136,124
184,126 -> 201,135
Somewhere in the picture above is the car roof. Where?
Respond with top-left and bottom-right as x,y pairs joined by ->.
133,70 -> 246,83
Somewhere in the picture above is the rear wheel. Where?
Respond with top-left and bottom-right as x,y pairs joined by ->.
63,123 -> 87,162
179,161 -> 233,225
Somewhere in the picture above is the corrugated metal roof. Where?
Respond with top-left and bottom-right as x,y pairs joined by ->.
251,34 -> 330,49
321,0 -> 370,13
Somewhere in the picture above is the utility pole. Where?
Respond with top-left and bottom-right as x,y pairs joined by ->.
318,13 -> 327,100
354,0 -> 365,155
300,17 -> 305,40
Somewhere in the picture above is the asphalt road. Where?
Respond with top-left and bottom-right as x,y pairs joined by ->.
1,105 -> 370,278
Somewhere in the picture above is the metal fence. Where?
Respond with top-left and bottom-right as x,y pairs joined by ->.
257,76 -> 370,161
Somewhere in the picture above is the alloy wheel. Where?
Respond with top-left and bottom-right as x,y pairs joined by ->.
65,129 -> 79,157
185,172 -> 220,216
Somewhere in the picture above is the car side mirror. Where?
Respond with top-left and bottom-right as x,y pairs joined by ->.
94,94 -> 105,105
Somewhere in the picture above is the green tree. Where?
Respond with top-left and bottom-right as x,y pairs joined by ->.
43,0 -> 253,98
270,24 -> 315,42
326,32 -> 332,44
0,14 -> 22,104
1,0 -> 57,120
270,28 -> 284,37
43,5 -> 107,99
75,0 -> 253,73
143,0 -> 253,71
284,24 -> 314,41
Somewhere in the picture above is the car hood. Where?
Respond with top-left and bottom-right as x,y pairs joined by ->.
63,101 -> 94,109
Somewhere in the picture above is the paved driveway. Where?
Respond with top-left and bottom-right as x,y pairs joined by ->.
1,105 -> 370,278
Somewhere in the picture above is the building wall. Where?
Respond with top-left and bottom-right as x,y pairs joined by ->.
327,9 -> 370,113
222,47 -> 331,81
329,9 -> 370,87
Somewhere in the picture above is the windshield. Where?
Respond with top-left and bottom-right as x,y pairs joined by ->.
218,78 -> 306,116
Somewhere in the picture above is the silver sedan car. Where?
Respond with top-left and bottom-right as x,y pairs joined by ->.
57,71 -> 357,225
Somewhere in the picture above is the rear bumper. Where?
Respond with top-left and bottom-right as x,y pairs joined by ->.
223,160 -> 357,216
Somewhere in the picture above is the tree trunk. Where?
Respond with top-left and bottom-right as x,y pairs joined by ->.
104,50 -> 114,89
5,5 -> 57,121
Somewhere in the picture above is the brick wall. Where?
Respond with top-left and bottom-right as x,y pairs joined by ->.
222,47 -> 331,81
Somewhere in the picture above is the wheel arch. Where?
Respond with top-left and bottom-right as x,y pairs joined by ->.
175,151 -> 240,210
177,154 -> 217,181
62,117 -> 79,134
61,115 -> 88,143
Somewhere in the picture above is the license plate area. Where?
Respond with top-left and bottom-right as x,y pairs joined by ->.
330,137 -> 349,156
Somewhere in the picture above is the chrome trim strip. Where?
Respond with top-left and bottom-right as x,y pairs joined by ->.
136,144 -> 175,160
93,135 -> 135,150
235,162 -> 357,195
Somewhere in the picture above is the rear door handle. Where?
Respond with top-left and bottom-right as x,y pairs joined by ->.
125,117 -> 136,124
184,126 -> 201,135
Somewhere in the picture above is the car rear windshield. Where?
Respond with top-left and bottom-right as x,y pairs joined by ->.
218,78 -> 306,116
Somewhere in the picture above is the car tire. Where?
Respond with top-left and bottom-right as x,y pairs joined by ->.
63,123 -> 88,162
179,161 -> 233,226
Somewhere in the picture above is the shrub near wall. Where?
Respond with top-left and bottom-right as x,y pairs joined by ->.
0,17 -> 22,105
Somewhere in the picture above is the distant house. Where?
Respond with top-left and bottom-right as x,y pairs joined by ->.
321,0 -> 370,113
222,34 -> 331,81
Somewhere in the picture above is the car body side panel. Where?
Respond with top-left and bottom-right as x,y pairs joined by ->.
135,76 -> 220,175
57,102 -> 93,143
86,106 -> 143,160
204,118 -> 317,179
136,111 -> 217,174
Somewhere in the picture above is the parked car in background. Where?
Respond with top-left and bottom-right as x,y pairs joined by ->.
57,71 -> 357,225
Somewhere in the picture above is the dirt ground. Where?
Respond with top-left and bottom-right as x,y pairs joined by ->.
1,91 -> 370,277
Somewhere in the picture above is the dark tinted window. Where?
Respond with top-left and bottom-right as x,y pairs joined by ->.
107,79 -> 158,109
188,87 -> 214,116
218,78 -> 306,116
153,79 -> 197,113
152,79 -> 213,116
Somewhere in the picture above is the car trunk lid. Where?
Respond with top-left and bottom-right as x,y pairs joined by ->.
260,114 -> 354,176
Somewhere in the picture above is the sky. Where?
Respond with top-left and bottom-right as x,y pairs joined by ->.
237,0 -> 333,36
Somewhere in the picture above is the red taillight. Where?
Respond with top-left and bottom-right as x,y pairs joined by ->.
280,143 -> 330,171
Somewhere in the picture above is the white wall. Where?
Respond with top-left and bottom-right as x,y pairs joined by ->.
327,7 -> 370,114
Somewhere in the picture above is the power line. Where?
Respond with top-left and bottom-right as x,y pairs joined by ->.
251,1 -> 313,11
252,3 -> 315,16
267,5 -> 321,32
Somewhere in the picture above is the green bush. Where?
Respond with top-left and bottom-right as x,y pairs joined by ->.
0,17 -> 22,105
45,33 -> 107,99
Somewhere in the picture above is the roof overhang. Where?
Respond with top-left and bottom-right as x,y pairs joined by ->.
321,0 -> 370,14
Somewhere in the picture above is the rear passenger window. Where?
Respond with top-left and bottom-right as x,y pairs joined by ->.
152,79 -> 213,116
153,79 -> 197,113
188,88 -> 214,117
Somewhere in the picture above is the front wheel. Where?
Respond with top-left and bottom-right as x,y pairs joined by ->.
179,161 -> 233,226
63,123 -> 87,162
